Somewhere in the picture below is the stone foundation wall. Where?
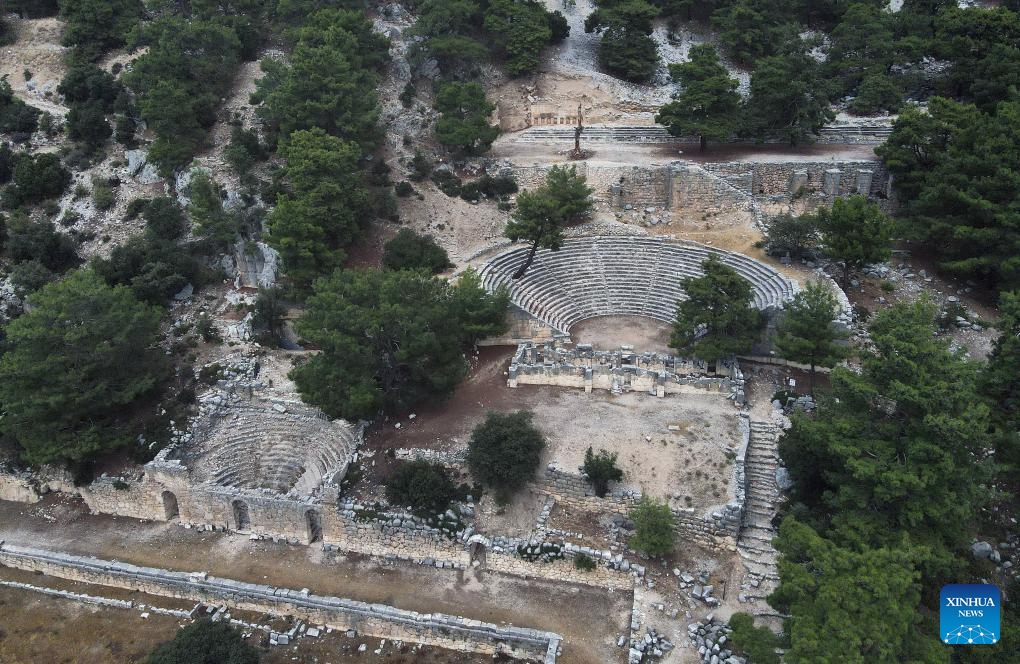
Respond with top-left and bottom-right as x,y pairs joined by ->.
0,544 -> 560,663
509,160 -> 891,215
507,342 -> 736,399
703,161 -> 891,201
537,465 -> 742,551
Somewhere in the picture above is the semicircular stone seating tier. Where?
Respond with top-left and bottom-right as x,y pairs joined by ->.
185,405 -> 361,497
478,236 -> 797,334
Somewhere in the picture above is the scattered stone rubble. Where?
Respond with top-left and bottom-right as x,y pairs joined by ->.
686,616 -> 746,664
626,626 -> 675,663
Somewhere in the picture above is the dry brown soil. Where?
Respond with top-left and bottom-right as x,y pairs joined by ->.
0,496 -> 631,664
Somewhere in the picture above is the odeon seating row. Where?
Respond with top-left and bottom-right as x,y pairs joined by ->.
478,237 -> 795,332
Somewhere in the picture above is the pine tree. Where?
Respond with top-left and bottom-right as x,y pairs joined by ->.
818,196 -> 892,289
656,44 -> 741,151
504,166 -> 593,279
775,281 -> 848,394
669,255 -> 762,363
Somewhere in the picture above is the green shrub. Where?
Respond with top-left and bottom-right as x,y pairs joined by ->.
400,81 -> 416,108
92,179 -> 115,210
144,617 -> 259,664
409,151 -> 433,181
195,314 -> 221,343
5,152 -> 70,207
728,613 -> 780,664
395,181 -> 414,197
198,363 -> 223,385
459,174 -> 518,202
583,446 -> 624,497
630,496 -> 675,557
382,228 -> 452,274
385,460 -> 460,516
574,552 -> 597,571
431,169 -> 462,197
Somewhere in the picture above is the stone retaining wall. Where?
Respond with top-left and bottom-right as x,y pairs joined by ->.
509,160 -> 891,215
0,469 -> 41,503
537,467 -> 744,552
0,543 -> 561,663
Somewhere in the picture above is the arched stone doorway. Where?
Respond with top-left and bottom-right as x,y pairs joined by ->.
467,534 -> 490,568
306,510 -> 323,543
161,491 -> 179,520
232,499 -> 251,531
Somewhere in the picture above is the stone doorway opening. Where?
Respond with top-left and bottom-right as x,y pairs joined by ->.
161,491 -> 179,520
232,499 -> 251,531
306,510 -> 322,543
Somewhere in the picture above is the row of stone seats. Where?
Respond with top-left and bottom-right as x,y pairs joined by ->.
479,236 -> 794,332
191,409 -> 360,495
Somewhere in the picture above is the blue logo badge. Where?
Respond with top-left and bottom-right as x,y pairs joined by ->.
940,584 -> 1000,645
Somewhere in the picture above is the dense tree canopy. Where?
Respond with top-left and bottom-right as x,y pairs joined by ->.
669,255 -> 761,363
385,460 -> 460,517
382,228 -> 452,274
433,82 -> 499,156
187,170 -> 238,252
629,496 -> 675,557
450,268 -> 510,344
267,128 -> 369,288
2,77 -> 42,135
5,215 -> 78,275
655,44 -> 740,151
254,9 -> 388,149
743,51 -> 835,145
585,0 -> 661,82
775,281 -> 847,393
59,0 -> 142,60
292,268 -> 506,420
504,165 -> 593,278
770,518 -> 933,664
125,15 -> 246,174
780,299 -> 992,559
92,198 -> 201,305
759,212 -> 821,260
3,152 -> 70,207
982,290 -> 1020,486
877,97 -> 1020,291
817,195 -> 892,288
0,270 -> 167,466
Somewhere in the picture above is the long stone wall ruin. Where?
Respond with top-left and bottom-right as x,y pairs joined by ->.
509,159 -> 891,218
0,543 -> 561,663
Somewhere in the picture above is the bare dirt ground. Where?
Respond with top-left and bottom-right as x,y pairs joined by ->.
363,345 -> 740,509
0,573 -> 508,664
0,496 -> 631,664
571,315 -> 673,353
0,18 -> 68,116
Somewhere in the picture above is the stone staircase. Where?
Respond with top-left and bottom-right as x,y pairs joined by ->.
737,420 -> 784,618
